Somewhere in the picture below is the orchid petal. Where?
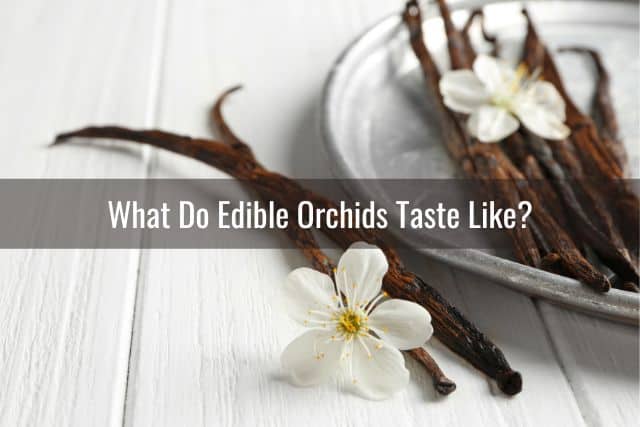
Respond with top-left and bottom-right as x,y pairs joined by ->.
514,100 -> 571,141
284,267 -> 338,326
368,299 -> 433,350
439,69 -> 491,114
350,336 -> 409,400
473,54 -> 514,93
522,80 -> 566,121
281,329 -> 345,386
467,105 -> 519,143
336,242 -> 388,309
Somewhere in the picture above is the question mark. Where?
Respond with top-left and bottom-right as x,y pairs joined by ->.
518,201 -> 532,228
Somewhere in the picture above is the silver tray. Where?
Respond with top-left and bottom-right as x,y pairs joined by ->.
321,0 -> 639,324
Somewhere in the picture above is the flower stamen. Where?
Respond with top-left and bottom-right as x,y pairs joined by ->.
365,292 -> 386,315
337,309 -> 363,336
510,63 -> 529,93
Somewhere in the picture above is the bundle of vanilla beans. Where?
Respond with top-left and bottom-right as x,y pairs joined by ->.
52,0 -> 637,398
404,0 -> 638,293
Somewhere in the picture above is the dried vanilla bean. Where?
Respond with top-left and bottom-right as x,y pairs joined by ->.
557,46 -> 627,175
488,150 -> 611,291
520,11 -> 622,176
435,0 -> 473,69
521,156 -> 568,231
539,253 -> 564,276
54,126 -> 521,394
209,87 -> 456,394
408,348 -> 456,395
499,133 -> 571,233
526,132 -> 638,283
510,177 -> 610,291
621,282 -> 640,293
462,9 -> 498,57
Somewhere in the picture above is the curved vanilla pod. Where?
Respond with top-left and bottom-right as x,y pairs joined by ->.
53,124 -> 520,394
209,87 -> 457,394
557,47 -> 627,174
461,9 -> 498,57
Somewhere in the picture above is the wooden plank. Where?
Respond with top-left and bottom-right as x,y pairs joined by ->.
538,303 -> 639,426
124,1 -> 587,425
534,8 -> 639,426
0,0 -> 164,425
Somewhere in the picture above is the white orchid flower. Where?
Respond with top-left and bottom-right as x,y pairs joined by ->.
439,54 -> 570,143
281,242 -> 433,400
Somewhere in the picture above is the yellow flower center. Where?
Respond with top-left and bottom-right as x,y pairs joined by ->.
337,309 -> 365,337
509,63 -> 529,93
492,62 -> 534,112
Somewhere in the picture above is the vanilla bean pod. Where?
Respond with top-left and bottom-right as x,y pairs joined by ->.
521,10 -> 639,273
483,134 -> 613,289
622,282 -> 640,293
521,10 -> 639,254
497,27 -> 638,283
461,9 -> 498,57
210,88 -> 336,273
528,132 -> 639,284
506,164 -> 610,291
521,11 -> 622,179
209,87 -> 457,394
557,47 -> 627,174
540,253 -> 565,276
421,1 -> 613,290
521,127 -> 638,281
408,348 -> 456,395
435,0 -> 473,69
405,1 -> 541,268
522,157 -> 570,233
477,154 -> 539,263
482,147 -> 610,291
54,127 -> 521,395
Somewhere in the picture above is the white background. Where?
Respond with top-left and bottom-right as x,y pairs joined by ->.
0,0 -> 637,426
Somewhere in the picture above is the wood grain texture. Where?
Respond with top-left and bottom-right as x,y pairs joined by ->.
538,302 -> 639,427
0,0 -> 162,425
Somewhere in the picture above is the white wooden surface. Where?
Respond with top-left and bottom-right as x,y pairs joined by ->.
0,1 -> 637,426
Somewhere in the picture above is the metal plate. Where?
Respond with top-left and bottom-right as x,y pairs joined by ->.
321,0 -> 639,324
